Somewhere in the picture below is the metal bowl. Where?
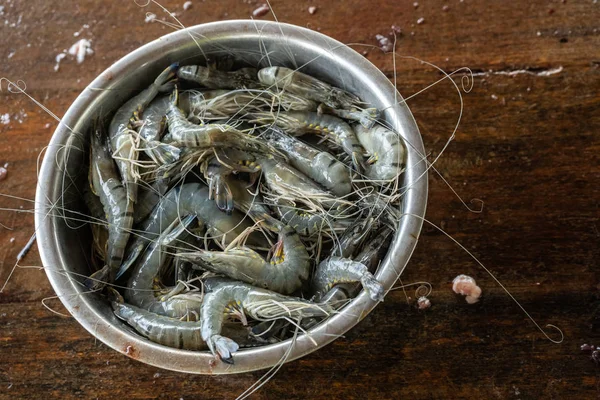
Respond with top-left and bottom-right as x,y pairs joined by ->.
35,20 -> 427,374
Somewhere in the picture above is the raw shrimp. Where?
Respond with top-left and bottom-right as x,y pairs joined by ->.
109,64 -> 178,202
257,66 -> 362,109
125,216 -> 203,319
132,180 -> 168,224
185,89 -> 317,122
137,95 -> 181,165
83,186 -> 108,261
313,257 -> 384,302
273,199 -> 329,237
166,87 -> 273,155
177,65 -> 262,89
354,124 -> 406,181
87,120 -> 133,284
178,225 -> 310,295
263,127 -> 352,197
117,183 -> 268,278
333,218 -> 374,259
200,277 -> 333,362
253,111 -> 365,171
258,156 -> 345,211
110,289 -> 257,352
319,228 -> 392,304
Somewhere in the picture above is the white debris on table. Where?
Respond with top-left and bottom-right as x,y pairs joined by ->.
183,1 -> 192,10
54,53 -> 67,72
68,39 -> 93,64
145,13 -> 156,23
0,114 -> 10,125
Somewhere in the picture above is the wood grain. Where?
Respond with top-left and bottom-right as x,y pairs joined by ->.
0,0 -> 599,398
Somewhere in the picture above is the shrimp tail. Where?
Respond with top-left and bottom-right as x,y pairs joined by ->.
106,286 -> 125,304
115,232 -> 152,281
169,85 -> 179,106
360,275 -> 384,302
209,174 -> 234,215
207,335 -> 240,364
157,63 -> 180,93
84,264 -> 110,290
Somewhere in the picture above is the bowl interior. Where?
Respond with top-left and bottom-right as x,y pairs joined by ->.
35,20 -> 427,374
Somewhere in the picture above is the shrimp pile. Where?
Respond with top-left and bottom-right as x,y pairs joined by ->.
84,61 -> 406,364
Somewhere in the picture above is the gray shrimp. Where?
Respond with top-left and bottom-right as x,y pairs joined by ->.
334,217 -> 374,259
177,65 -> 261,89
199,277 -> 333,362
178,225 -> 310,295
257,66 -> 362,109
263,127 -> 351,197
319,227 -> 392,304
166,87 -> 272,155
354,124 -> 407,181
312,256 -> 384,302
258,156 -> 345,212
117,183 -> 268,278
186,89 -> 317,122
186,89 -> 266,122
87,120 -> 133,285
110,289 -> 257,353
125,215 -> 203,319
109,63 -> 178,202
317,103 -> 379,129
253,111 -> 365,171
137,96 -> 173,161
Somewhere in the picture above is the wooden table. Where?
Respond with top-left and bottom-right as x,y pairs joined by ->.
1,1 -> 599,398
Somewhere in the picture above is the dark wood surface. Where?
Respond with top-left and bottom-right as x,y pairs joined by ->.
1,1 -> 599,399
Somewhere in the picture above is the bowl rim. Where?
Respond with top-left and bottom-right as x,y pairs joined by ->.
35,19 -> 428,374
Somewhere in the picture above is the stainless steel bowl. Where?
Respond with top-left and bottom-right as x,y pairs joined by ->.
35,20 -> 427,374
